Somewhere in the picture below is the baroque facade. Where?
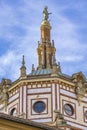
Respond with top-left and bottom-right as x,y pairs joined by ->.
0,7 -> 87,130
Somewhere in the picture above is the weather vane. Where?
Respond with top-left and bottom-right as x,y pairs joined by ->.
43,6 -> 52,20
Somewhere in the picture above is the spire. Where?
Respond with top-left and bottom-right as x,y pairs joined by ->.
37,7 -> 56,70
22,55 -> 25,66
20,55 -> 27,79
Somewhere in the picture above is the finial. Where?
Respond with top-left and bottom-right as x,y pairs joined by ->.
20,55 -> 26,79
58,62 -> 60,66
58,62 -> 61,72
32,64 -> 35,72
43,6 -> 52,20
53,53 -> 56,65
52,40 -> 54,47
38,41 -> 40,47
22,55 -> 25,66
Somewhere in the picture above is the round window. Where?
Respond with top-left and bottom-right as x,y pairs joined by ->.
33,101 -> 45,113
64,104 -> 74,116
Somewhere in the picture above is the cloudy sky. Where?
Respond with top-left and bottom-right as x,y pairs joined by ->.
0,0 -> 87,81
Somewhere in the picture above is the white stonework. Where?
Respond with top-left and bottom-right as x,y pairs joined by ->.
33,118 -> 52,123
60,94 -> 87,128
52,83 -> 56,121
27,93 -> 52,119
19,87 -> 22,114
23,86 -> 27,114
68,121 -> 87,130
8,99 -> 19,114
56,84 -> 60,110
28,87 -> 51,94
60,89 -> 76,99
52,83 -> 56,111
1,77 -> 87,130
9,93 -> 19,103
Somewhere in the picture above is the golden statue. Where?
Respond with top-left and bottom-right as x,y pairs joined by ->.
43,6 -> 51,20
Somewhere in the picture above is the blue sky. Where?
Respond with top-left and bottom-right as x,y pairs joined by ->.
0,0 -> 87,81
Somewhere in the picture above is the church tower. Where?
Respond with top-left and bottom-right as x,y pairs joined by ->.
37,6 -> 56,69
1,6 -> 87,130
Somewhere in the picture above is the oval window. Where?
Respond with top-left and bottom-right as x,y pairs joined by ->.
64,104 -> 74,116
33,101 -> 45,113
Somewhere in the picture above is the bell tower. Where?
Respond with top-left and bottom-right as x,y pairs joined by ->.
37,6 -> 56,69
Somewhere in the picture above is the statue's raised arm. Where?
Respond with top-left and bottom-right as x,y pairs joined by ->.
43,6 -> 52,20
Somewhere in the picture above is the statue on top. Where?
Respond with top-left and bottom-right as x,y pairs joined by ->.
43,6 -> 52,20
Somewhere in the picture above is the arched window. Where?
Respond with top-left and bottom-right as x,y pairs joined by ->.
85,111 -> 87,119
64,104 -> 74,116
10,108 -> 17,116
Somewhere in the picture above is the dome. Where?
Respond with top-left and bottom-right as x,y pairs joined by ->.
30,68 -> 52,76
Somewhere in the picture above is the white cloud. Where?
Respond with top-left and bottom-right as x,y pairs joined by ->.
0,51 -> 20,80
59,55 -> 84,62
0,2 -> 18,34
